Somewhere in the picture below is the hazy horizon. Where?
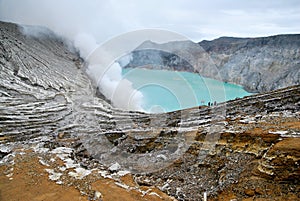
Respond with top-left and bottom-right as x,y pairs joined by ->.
0,0 -> 299,43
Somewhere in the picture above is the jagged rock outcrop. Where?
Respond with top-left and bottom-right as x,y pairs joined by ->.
0,21 -> 299,201
125,35 -> 300,93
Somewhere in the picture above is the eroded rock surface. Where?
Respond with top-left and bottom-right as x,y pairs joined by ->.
0,21 -> 299,201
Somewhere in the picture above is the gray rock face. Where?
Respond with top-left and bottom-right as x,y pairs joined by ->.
125,35 -> 300,93
0,21 -> 150,141
0,21 -> 88,140
1,21 -> 299,201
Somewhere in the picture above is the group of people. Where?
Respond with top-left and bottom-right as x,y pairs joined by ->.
207,101 -> 217,106
198,101 -> 218,109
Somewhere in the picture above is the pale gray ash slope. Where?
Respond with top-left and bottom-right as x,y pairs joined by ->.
0,21 -> 299,201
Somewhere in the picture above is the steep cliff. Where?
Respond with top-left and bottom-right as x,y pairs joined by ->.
125,35 -> 300,93
0,21 -> 299,201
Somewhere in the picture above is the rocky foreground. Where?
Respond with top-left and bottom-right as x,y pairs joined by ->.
0,21 -> 299,201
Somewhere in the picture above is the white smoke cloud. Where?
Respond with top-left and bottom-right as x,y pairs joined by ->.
73,33 -> 98,59
0,0 -> 145,111
87,62 -> 144,111
71,31 -> 143,111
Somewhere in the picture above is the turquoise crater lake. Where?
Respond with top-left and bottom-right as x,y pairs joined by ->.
122,68 -> 252,113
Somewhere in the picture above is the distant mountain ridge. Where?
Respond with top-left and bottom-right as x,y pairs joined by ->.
124,34 -> 300,93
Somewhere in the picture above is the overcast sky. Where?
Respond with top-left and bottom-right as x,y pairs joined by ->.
0,0 -> 299,42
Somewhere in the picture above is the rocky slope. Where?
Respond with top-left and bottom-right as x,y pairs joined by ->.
0,21 -> 299,201
125,35 -> 300,93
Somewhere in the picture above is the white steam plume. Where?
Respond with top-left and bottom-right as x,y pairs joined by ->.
0,0 -> 144,111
